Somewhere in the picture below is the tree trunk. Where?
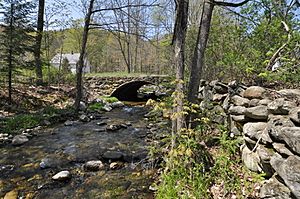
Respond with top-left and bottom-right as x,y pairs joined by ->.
187,1 -> 214,127
74,0 -> 94,112
171,0 -> 189,146
34,0 -> 45,85
8,3 -> 14,103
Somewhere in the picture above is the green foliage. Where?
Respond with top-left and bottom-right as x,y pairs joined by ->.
156,128 -> 212,199
1,114 -> 41,134
88,96 -> 118,112
0,106 -> 73,134
88,102 -> 104,111
42,65 -> 75,84
101,96 -> 119,103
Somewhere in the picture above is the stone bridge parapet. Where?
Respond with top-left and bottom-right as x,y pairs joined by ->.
84,75 -> 169,97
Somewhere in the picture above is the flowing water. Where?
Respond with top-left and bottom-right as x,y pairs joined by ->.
0,106 -> 156,199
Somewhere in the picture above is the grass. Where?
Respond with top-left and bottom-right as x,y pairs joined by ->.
0,106 -> 73,134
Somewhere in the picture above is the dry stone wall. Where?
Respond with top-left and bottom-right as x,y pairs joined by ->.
198,80 -> 300,199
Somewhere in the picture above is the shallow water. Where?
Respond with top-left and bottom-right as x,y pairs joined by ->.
0,106 -> 155,199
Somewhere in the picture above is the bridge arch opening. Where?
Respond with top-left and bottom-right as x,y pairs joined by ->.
110,81 -> 159,102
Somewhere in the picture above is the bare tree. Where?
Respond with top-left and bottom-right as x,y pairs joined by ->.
34,0 -> 45,85
187,0 -> 249,127
74,0 -> 95,111
171,0 -> 188,147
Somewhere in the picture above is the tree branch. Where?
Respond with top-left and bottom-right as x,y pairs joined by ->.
266,21 -> 291,71
91,4 -> 159,14
212,0 -> 250,7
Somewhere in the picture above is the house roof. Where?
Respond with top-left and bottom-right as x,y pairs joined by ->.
51,53 -> 81,64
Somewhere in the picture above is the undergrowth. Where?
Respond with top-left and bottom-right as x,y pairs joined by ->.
0,106 -> 73,134
150,98 -> 263,198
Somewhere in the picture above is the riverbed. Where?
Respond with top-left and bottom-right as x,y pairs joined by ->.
0,106 -> 156,199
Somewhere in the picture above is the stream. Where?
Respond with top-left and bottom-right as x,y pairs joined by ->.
0,106 -> 157,199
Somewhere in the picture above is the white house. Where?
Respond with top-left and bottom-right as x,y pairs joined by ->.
50,52 -> 91,73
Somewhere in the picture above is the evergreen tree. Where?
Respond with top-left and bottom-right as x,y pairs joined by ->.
0,0 -> 35,103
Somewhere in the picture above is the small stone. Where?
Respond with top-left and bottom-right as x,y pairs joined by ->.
43,120 -> 51,126
212,94 -> 227,102
52,170 -> 71,181
84,160 -> 104,171
64,120 -> 75,126
79,114 -> 89,122
12,135 -> 29,146
243,86 -> 266,99
231,115 -> 249,123
109,162 -> 123,170
106,124 -> 122,131
4,190 -> 18,199
103,104 -> 112,112
110,101 -> 124,108
93,128 -> 105,132
103,151 -> 123,160
96,121 -> 107,126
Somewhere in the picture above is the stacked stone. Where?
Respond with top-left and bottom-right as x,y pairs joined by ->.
84,76 -> 168,100
231,86 -> 300,199
198,81 -> 300,199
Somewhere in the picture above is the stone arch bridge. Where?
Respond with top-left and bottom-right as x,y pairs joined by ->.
84,75 -> 169,101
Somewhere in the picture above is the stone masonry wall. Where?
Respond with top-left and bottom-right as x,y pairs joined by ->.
84,75 -> 169,98
198,80 -> 300,199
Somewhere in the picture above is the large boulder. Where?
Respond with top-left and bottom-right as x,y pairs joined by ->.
289,107 -> 300,124
278,89 -> 300,99
260,176 -> 292,199
245,105 -> 269,120
243,122 -> 272,144
273,143 -> 294,157
243,122 -> 267,141
231,95 -> 250,107
268,98 -> 296,115
266,115 -> 294,142
228,106 -> 246,115
241,144 -> 261,172
259,99 -> 272,106
249,99 -> 260,107
279,127 -> 300,154
243,86 -> 267,99
270,155 -> 300,198
231,115 -> 249,123
256,145 -> 275,177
